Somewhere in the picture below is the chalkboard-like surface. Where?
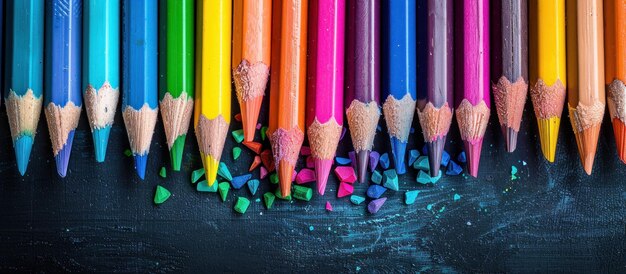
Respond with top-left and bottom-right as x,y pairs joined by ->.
0,91 -> 625,272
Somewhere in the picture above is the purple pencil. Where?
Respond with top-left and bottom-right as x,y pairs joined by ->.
345,0 -> 381,183
455,0 -> 490,177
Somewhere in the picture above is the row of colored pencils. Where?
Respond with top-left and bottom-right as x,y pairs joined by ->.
2,1 -> 624,190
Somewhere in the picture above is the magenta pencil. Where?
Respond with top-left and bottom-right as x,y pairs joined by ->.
307,0 -> 345,195
455,0 -> 490,177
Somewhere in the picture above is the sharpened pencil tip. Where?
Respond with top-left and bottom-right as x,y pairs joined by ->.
356,150 -> 370,183
390,137 -> 407,175
14,135 -> 34,176
502,126 -> 518,153
134,154 -> 148,180
203,155 -> 219,187
92,126 -> 112,163
314,158 -> 333,195
170,135 -> 186,171
55,130 -> 76,178
241,96 -> 264,142
427,136 -> 446,178
463,138 -> 484,178
278,160 -> 294,197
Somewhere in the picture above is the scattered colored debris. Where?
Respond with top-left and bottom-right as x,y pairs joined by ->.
231,129 -> 244,143
269,173 -> 279,184
430,170 -> 442,183
416,170 -> 442,184
218,162 -> 233,181
260,166 -> 268,179
124,149 -> 132,157
234,197 -> 250,214
426,203 -> 434,211
261,126 -> 268,141
231,174 -> 252,189
291,169 -> 298,182
522,160 -> 527,166
383,169 -> 399,191
256,123 -> 262,130
335,157 -> 352,165
405,190 -> 419,205
309,225 -> 315,231
232,147 -> 242,160
371,170 -> 383,184
249,156 -> 262,171
369,151 -> 380,172
197,180 -> 218,192
441,150 -> 450,166
300,146 -> 311,156
295,168 -> 316,184
218,182 -> 230,202
454,193 -> 461,201
334,166 -> 357,183
338,182 -> 354,197
350,195 -> 366,205
368,197 -> 387,214
511,165 -> 518,180
457,151 -> 466,163
408,149 -> 419,166
248,179 -> 260,195
243,141 -> 263,154
379,153 -> 390,169
446,160 -> 463,176
264,192 -> 275,209
275,188 -> 292,200
154,185 -> 171,205
234,113 -> 242,121
367,185 -> 386,199
159,167 -> 166,178
191,168 -> 205,184
413,156 -> 429,171
306,156 -> 315,168
325,201 -> 333,211
260,149 -> 275,172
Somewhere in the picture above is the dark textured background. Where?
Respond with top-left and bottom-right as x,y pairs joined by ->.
0,87 -> 625,272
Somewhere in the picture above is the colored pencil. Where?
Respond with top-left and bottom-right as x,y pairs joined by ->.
83,0 -> 120,163
345,0 -> 381,183
44,0 -> 83,178
268,0 -> 307,197
306,0 -> 345,195
381,0 -> 416,175
5,0 -> 44,175
232,0 -> 271,143
122,0 -> 158,180
159,0 -> 194,171
565,0 -> 605,175
416,0 -> 454,177
195,0 -> 231,186
490,0 -> 528,153
528,0 -> 566,163
605,0 -> 626,164
455,0 -> 490,178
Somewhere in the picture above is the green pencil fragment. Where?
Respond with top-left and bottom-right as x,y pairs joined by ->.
191,168 -> 205,184
196,180 -> 218,192
275,188 -> 292,200
232,147 -> 242,160
218,162 -> 233,181
234,197 -> 250,214
264,192 -> 276,209
269,173 -> 279,184
159,167 -> 167,178
232,129 -> 244,143
124,149 -> 132,157
261,126 -> 268,141
154,185 -> 171,204
293,185 -> 312,201
218,182 -> 230,202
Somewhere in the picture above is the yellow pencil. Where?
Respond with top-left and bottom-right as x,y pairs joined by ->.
194,0 -> 232,186
529,0 -> 567,162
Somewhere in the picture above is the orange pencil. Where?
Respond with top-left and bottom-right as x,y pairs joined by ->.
268,0 -> 308,197
605,0 -> 626,163
232,0 -> 271,143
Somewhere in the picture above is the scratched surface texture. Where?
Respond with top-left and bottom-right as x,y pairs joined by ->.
0,87 -> 625,273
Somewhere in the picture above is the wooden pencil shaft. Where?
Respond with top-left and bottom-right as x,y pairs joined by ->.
425,0 -> 453,109
490,0 -> 528,81
159,0 -> 194,99
382,0 -> 416,101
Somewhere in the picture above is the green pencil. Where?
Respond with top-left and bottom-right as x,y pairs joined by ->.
159,0 -> 195,171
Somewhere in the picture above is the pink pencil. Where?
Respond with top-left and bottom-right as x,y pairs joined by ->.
455,0 -> 490,177
306,0 -> 345,195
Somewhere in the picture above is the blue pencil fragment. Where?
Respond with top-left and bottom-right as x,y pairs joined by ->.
247,179 -> 260,195
335,157 -> 352,165
367,185 -> 387,199
457,151 -> 466,163
441,150 -> 450,166
379,152 -> 390,169
232,174 -> 252,189
446,160 -> 463,176
407,149 -> 419,167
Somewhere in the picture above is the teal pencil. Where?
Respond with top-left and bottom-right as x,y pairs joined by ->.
83,0 -> 120,163
5,0 -> 45,175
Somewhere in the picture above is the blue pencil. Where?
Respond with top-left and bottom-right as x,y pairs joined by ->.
5,0 -> 44,176
122,0 -> 158,180
382,0 -> 417,175
44,0 -> 83,178
83,0 -> 120,163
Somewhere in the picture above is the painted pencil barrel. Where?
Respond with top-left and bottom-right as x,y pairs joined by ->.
529,0 -> 566,162
605,0 -> 626,164
159,0 -> 194,171
5,0 -> 45,175
83,0 -> 120,163
565,0 -> 605,175
194,0 -> 231,186
44,0 -> 83,177
122,0 -> 158,179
